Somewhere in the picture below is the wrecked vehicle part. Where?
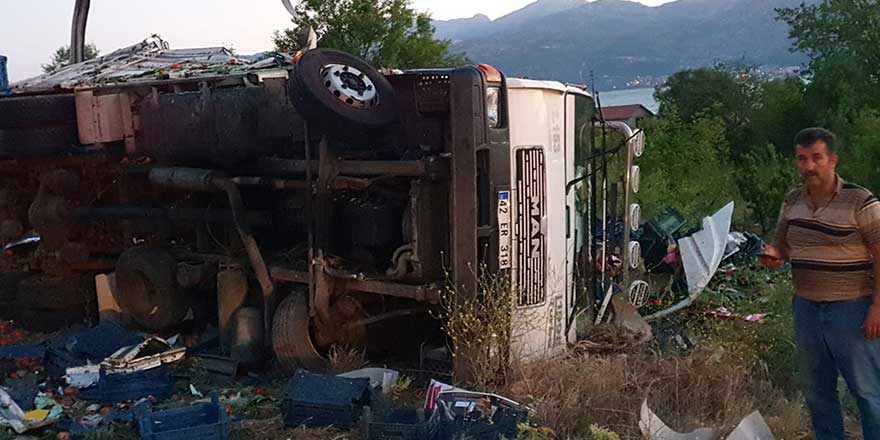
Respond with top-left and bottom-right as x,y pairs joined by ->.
114,246 -> 186,331
1,36 -> 615,379
147,167 -> 276,338
640,399 -> 717,440
101,337 -> 185,374
229,306 -> 264,368
646,202 -> 735,321
640,400 -> 774,440
290,49 -> 399,143
271,292 -> 328,374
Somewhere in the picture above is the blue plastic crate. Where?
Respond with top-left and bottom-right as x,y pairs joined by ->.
0,55 -> 8,96
79,367 -> 173,404
367,408 -> 427,440
430,407 -> 528,440
280,372 -> 372,429
136,394 -> 229,440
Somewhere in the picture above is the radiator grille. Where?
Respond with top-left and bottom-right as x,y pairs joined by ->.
515,148 -> 547,307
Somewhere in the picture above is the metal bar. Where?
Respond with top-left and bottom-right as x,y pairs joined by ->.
249,157 -> 446,178
70,0 -> 91,64
268,266 -> 441,303
343,308 -> 426,328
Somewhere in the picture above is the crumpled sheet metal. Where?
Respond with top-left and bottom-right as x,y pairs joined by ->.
101,336 -> 185,374
11,35 -> 292,93
640,400 -> 775,440
646,202 -> 734,321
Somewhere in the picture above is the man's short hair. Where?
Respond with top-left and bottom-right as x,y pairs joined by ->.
794,127 -> 836,154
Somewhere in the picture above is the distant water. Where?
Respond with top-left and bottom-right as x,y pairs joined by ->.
596,87 -> 659,114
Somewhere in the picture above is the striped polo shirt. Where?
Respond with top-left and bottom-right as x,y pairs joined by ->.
776,176 -> 880,302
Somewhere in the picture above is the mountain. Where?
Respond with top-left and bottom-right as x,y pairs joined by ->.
432,0 -> 812,89
432,14 -> 492,42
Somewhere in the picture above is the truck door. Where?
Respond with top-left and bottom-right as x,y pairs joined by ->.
564,91 -> 595,342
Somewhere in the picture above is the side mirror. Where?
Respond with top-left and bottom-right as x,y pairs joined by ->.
628,129 -> 645,157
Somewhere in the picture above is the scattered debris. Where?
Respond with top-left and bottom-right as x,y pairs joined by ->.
337,368 -> 400,395
102,337 -> 185,374
639,399 -> 716,440
640,400 -> 775,440
709,307 -> 769,323
0,388 -> 58,434
647,202 -> 735,321
429,387 -> 529,440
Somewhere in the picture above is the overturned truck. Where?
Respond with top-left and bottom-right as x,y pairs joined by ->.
0,40 -> 644,376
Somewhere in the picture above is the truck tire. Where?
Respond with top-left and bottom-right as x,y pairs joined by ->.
0,95 -> 77,129
0,125 -> 77,157
272,292 -> 329,374
290,49 -> 398,141
114,246 -> 188,331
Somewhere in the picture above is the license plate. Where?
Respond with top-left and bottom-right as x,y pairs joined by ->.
498,191 -> 511,269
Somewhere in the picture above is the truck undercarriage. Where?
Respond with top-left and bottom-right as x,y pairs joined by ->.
0,42 -> 515,376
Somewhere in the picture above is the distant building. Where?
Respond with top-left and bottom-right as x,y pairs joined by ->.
599,104 -> 655,127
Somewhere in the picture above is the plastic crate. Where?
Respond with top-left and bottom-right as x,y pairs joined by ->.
280,372 -> 372,429
0,55 -> 8,96
136,394 -> 229,440
282,401 -> 361,429
431,407 -> 528,440
367,408 -> 427,440
79,367 -> 173,404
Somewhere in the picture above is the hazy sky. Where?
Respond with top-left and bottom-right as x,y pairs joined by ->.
0,0 -> 676,82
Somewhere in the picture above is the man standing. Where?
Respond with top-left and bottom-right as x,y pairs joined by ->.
762,127 -> 880,438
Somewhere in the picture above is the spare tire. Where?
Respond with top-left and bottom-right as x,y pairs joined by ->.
290,49 -> 398,141
0,95 -> 77,129
114,246 -> 187,331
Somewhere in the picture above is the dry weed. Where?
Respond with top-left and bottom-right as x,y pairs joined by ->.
507,349 -> 811,439
326,345 -> 367,374
232,417 -> 359,440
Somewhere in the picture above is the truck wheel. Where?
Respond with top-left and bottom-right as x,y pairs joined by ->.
290,49 -> 398,140
272,292 -> 329,374
0,95 -> 76,129
114,246 -> 188,331
0,125 -> 77,157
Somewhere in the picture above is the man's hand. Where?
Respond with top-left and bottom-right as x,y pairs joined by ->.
865,303 -> 880,340
759,245 -> 785,270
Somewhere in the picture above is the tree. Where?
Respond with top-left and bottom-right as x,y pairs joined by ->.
777,0 -> 880,85
42,44 -> 99,74
838,112 -> 880,195
273,0 -> 469,69
654,67 -> 757,155
777,1 -> 880,126
637,111 -> 745,227
737,144 -> 798,233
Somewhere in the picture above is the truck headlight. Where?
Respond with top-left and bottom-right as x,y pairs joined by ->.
487,87 -> 500,128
